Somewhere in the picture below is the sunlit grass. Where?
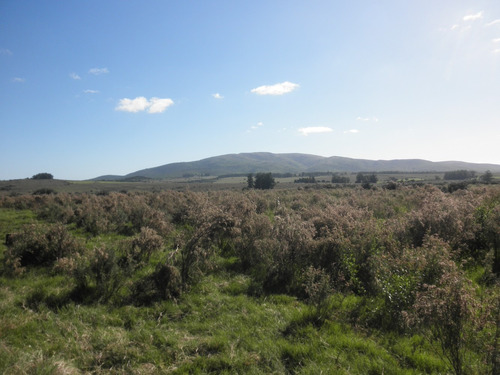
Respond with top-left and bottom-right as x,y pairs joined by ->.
0,265 -> 456,374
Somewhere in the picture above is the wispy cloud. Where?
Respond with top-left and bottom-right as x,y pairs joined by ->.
463,11 -> 483,21
212,93 -> 223,99
298,126 -> 333,136
249,121 -> 264,131
89,67 -> 109,75
486,19 -> 500,27
493,49 -> 500,54
70,72 -> 81,80
356,116 -> 379,122
84,89 -> 99,94
344,129 -> 359,134
251,81 -> 299,96
12,77 -> 25,83
0,48 -> 13,56
116,96 -> 174,113
493,38 -> 500,43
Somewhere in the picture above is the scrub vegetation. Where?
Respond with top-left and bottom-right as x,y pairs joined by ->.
0,182 -> 499,374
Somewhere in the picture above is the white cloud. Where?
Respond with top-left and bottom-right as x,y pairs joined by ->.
0,48 -> 12,55
450,24 -> 460,30
298,127 -> 333,136
463,11 -> 483,21
486,19 -> 500,27
344,129 -> 359,134
257,122 -> 263,126
84,89 -> 99,94
212,93 -> 223,99
70,73 -> 81,80
12,77 -> 25,83
493,49 -> 500,54
89,67 -> 109,75
148,97 -> 174,113
251,81 -> 299,95
493,38 -> 500,43
116,96 -> 174,113
116,97 -> 150,112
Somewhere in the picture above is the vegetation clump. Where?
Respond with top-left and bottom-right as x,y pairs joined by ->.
32,172 -> 54,180
0,183 -> 498,374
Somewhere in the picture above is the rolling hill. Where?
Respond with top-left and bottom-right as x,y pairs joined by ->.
93,152 -> 500,180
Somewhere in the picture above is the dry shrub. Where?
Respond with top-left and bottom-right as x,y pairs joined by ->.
125,226 -> 164,264
130,263 -> 181,305
71,246 -> 124,303
373,235 -> 457,330
404,268 -> 479,375
237,207 -> 316,295
302,266 -> 332,312
73,195 -> 110,235
4,223 -> 83,274
173,195 -> 239,285
305,202 -> 381,295
403,187 -> 479,252
34,193 -> 75,223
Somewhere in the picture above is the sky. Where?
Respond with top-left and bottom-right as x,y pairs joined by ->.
1,0 -> 499,180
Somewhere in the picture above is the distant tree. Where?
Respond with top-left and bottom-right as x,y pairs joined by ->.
355,173 -> 377,184
254,173 -> 276,190
480,170 -> 493,184
294,176 -> 316,183
443,170 -> 476,180
331,173 -> 350,183
32,173 -> 53,180
247,173 -> 254,189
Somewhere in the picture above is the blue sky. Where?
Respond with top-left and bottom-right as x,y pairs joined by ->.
1,1 -> 499,180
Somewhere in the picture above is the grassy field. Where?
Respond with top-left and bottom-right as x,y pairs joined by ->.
1,170 -> 491,196
0,181 -> 498,374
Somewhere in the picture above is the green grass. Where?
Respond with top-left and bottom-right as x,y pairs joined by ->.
0,265 -> 453,374
0,207 -> 455,374
0,208 -> 37,238
2,189 -> 494,374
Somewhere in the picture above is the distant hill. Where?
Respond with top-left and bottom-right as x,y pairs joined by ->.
93,152 -> 500,180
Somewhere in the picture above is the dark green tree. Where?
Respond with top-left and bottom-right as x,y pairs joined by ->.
247,173 -> 254,189
356,173 -> 377,184
480,170 -> 493,184
254,173 -> 276,190
32,173 -> 54,180
331,173 -> 350,183
444,170 -> 476,180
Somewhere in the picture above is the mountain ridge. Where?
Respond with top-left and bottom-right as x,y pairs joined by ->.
93,152 -> 500,180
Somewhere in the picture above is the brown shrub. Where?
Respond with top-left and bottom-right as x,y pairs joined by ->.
4,223 -> 83,274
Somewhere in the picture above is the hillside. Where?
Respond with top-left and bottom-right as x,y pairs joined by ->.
93,152 -> 500,180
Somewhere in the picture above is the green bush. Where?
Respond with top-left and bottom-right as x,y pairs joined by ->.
70,246 -> 125,303
130,263 -> 181,305
4,223 -> 83,274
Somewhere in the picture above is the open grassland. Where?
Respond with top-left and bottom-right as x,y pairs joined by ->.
0,184 -> 499,374
4,170 -> 498,196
